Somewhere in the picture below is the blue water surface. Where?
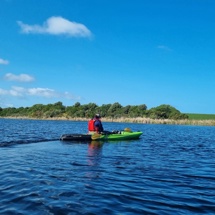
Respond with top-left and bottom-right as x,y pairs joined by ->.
0,118 -> 215,214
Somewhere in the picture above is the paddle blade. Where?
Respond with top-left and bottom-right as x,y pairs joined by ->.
91,133 -> 102,140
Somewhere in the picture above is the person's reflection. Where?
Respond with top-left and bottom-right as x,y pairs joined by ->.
87,141 -> 103,166
84,141 -> 103,192
85,141 -> 104,182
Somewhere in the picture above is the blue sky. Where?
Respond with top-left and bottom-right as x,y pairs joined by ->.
0,0 -> 215,114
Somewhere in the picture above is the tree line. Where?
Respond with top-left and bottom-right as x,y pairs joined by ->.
0,102 -> 188,120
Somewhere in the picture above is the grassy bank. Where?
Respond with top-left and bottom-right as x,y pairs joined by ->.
2,116 -> 215,126
102,117 -> 215,126
186,113 -> 215,120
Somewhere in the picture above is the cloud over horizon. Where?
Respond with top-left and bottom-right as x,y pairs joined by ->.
0,58 -> 9,65
0,86 -> 80,100
4,73 -> 35,82
17,16 -> 92,38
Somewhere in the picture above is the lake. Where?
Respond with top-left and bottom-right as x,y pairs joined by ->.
0,118 -> 215,214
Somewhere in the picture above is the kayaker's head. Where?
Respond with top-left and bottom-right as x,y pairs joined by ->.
95,114 -> 101,119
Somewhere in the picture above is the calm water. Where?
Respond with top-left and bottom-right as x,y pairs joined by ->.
0,119 -> 215,214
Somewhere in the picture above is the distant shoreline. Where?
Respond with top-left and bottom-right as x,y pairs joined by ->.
1,116 -> 215,126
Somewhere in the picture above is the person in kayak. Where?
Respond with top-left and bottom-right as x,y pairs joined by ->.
88,114 -> 104,133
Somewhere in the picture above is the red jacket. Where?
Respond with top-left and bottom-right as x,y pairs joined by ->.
88,119 -> 95,131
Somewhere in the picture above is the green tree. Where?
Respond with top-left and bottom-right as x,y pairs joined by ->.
74,102 -> 81,107
107,102 -> 122,118
0,101 -> 188,120
128,106 -> 139,117
84,103 -> 98,118
29,104 -> 44,118
147,104 -> 187,119
98,104 -> 112,117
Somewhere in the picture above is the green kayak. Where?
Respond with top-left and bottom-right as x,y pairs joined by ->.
91,131 -> 143,141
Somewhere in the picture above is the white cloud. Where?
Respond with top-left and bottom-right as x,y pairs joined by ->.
0,58 -> 9,65
0,86 -> 80,100
0,87 -> 23,97
4,73 -> 35,82
27,87 -> 56,97
0,89 -> 8,95
17,16 -> 92,38
157,45 -> 172,51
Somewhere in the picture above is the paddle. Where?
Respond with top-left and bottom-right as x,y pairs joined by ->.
91,131 -> 111,140
91,133 -> 102,140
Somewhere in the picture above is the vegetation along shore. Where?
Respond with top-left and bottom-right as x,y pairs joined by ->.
1,102 -> 215,126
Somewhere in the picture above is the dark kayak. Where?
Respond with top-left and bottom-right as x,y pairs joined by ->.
60,134 -> 92,141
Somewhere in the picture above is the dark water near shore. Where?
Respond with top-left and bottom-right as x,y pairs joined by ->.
1,119 -> 215,214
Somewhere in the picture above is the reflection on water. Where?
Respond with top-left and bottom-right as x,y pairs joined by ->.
87,141 -> 103,175
87,141 -> 103,166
